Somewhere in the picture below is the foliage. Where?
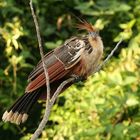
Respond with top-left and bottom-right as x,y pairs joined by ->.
0,0 -> 140,140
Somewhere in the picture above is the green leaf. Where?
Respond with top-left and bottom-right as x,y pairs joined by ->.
126,96 -> 139,107
123,76 -> 137,85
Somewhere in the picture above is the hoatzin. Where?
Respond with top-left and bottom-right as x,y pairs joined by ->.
2,20 -> 104,125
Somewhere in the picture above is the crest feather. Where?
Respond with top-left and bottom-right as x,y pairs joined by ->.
76,19 -> 96,32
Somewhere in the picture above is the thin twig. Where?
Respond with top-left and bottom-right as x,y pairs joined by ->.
30,78 -> 74,140
50,78 -> 75,105
29,0 -> 51,101
95,38 -> 123,73
29,1 -> 51,140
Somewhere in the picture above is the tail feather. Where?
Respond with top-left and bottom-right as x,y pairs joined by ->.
23,90 -> 40,113
16,92 -> 36,113
8,94 -> 27,112
2,90 -> 40,125
11,93 -> 31,113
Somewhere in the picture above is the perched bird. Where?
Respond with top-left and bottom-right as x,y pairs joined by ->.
2,20 -> 104,125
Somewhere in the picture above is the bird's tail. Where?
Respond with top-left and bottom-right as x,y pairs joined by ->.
2,90 -> 40,125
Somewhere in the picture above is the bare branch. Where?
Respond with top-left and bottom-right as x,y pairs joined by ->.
50,78 -> 75,105
29,0 -> 51,139
29,0 -> 51,101
95,38 -> 123,73
30,78 -> 74,140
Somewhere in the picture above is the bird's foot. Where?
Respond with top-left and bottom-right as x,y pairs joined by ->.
71,74 -> 86,83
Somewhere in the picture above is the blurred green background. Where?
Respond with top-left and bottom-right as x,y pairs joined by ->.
0,0 -> 140,140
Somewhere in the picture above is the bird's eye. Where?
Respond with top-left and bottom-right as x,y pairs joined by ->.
88,31 -> 98,38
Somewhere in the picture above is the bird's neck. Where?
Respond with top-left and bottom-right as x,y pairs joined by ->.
88,36 -> 104,50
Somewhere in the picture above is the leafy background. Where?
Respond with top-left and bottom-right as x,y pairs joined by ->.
0,0 -> 140,140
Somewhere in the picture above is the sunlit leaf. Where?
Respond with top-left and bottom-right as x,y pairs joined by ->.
126,96 -> 139,107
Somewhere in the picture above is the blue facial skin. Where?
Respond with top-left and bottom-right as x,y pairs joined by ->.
88,31 -> 99,38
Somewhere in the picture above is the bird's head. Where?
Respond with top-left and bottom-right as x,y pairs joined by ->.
76,20 -> 99,39
76,20 -> 103,49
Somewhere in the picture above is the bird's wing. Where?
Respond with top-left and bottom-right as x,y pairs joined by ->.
26,37 -> 85,93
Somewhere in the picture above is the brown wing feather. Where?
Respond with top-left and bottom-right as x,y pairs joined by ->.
26,37 -> 86,93
26,58 -> 70,93
28,50 -> 54,81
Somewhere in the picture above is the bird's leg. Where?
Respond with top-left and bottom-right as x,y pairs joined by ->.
70,74 -> 86,83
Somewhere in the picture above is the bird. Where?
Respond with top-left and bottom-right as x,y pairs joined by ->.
2,20 -> 104,125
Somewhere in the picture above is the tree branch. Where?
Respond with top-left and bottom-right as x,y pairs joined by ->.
50,78 -> 75,105
29,0 -> 51,139
29,0 -> 51,101
95,38 -> 123,73
29,1 -> 123,140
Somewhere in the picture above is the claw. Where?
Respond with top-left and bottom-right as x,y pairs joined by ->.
71,74 -> 86,83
